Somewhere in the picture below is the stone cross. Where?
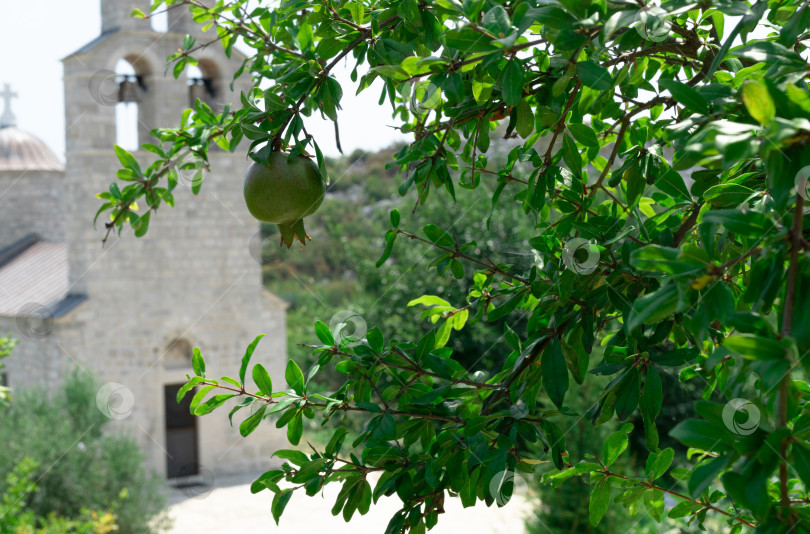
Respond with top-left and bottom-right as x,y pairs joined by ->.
0,83 -> 18,128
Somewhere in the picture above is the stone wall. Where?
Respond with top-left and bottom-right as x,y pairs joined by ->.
18,20 -> 294,478
0,170 -> 65,249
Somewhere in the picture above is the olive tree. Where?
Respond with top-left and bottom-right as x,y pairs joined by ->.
99,0 -> 810,531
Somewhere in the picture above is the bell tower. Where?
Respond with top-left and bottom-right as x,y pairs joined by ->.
59,0 -> 287,479
101,0 -> 149,33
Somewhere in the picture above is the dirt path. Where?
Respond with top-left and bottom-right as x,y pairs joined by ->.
166,472 -> 532,533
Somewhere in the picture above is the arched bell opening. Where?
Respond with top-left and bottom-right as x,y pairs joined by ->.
186,60 -> 222,111
114,58 -> 141,150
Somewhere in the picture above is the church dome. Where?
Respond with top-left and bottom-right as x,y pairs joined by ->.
0,126 -> 63,172
0,83 -> 63,172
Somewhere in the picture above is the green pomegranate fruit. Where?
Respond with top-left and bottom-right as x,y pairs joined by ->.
243,151 -> 325,248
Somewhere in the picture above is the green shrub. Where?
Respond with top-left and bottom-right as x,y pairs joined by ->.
0,370 -> 170,534
0,457 -> 118,534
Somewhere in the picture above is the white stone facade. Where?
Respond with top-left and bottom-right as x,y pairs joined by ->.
0,1 -> 288,479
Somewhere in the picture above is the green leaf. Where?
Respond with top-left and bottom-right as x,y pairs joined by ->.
133,212 -> 150,238
741,80 -> 775,125
114,145 -> 142,176
576,61 -> 612,90
408,295 -> 452,308
314,321 -> 335,346
670,419 -> 729,452
640,367 -> 663,450
614,369 -> 639,421
656,168 -> 691,200
482,5 -> 510,35
793,442 -> 810,488
626,285 -> 679,332
285,360 -> 306,395
602,425 -> 631,467
271,489 -> 293,525
423,224 -> 454,247
501,60 -> 524,106
515,99 -> 534,138
567,123 -> 599,148
273,449 -> 310,466
435,319 -> 452,348
646,448 -> 674,481
688,455 -> 729,498
376,230 -> 397,267
192,347 -> 205,377
624,163 -> 645,208
239,405 -> 266,437
701,209 -> 771,236
443,28 -> 496,53
643,489 -> 664,522
366,327 -> 384,353
253,363 -> 273,396
287,411 -> 303,445
724,334 -> 785,360
176,377 -> 203,403
240,334 -> 265,385
313,140 -> 329,185
658,78 -> 709,115
397,0 -> 422,27
194,394 -> 235,416
189,385 -> 215,414
542,339 -> 569,408
589,478 -> 611,526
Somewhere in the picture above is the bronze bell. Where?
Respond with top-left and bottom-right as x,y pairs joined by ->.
189,81 -> 207,108
188,78 -> 217,109
117,76 -> 141,103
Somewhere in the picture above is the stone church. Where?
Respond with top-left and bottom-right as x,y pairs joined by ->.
0,0 -> 288,480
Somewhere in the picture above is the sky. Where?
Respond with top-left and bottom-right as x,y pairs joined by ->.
0,0 -> 407,160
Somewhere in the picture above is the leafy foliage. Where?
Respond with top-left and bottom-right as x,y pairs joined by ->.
0,458 -> 118,534
105,0 -> 810,531
0,371 -> 171,534
0,330 -> 17,407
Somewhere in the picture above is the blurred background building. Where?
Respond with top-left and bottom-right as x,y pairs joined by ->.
0,0 -> 288,481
